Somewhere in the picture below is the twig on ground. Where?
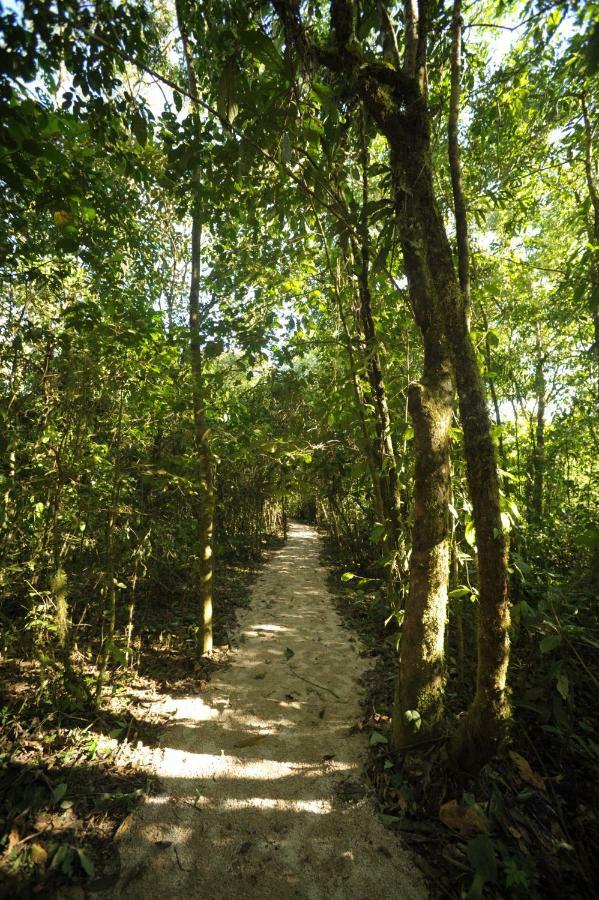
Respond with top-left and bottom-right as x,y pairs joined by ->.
288,664 -> 340,699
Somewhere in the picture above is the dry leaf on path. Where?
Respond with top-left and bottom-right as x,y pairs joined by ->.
114,812 -> 135,840
439,800 -> 489,835
509,751 -> 546,791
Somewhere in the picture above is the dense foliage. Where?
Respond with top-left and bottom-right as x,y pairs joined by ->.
0,0 -> 597,896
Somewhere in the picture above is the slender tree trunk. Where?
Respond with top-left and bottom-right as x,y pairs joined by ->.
448,0 -> 470,320
96,386 -> 124,701
353,116 -> 403,577
176,0 -> 215,655
532,354 -> 546,522
314,211 -> 387,529
479,299 -> 506,467
189,215 -> 215,654
339,288 -> 387,526
313,180 -> 402,585
354,248 -> 403,568
581,93 -> 599,352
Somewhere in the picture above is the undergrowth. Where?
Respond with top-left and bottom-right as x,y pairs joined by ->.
0,549 -> 271,899
324,534 -> 599,899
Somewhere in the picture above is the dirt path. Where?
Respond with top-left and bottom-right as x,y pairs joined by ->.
107,523 -> 427,899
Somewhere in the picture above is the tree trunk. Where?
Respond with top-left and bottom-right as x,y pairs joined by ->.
314,211 -> 388,532
175,0 -> 215,655
392,338 -> 453,747
354,116 -> 404,578
354,248 -> 403,571
531,354 -> 546,522
276,0 -> 511,769
362,6 -> 510,769
581,93 -> 599,352
189,215 -> 215,655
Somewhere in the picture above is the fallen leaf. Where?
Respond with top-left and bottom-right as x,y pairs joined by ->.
509,751 -> 545,791
114,812 -> 135,840
439,800 -> 489,835
349,719 -> 364,734
4,827 -> 20,856
30,842 -> 48,865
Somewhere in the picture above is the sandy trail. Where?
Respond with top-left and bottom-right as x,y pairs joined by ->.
108,522 -> 426,899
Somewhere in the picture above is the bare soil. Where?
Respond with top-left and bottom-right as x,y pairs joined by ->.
104,522 -> 427,899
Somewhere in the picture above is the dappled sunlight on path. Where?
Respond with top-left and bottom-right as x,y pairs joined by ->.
105,523 -> 426,899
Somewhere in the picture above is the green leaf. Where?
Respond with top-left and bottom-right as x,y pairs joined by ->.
540,634 -> 561,654
341,572 -> 356,581
311,81 -> 335,110
556,671 -> 569,700
240,30 -> 284,73
369,731 -> 388,746
379,813 -> 400,826
50,843 -> 69,870
281,132 -> 292,165
109,642 -> 128,664
52,782 -> 68,803
404,709 -> 421,730
217,59 -> 238,125
466,834 -> 497,899
449,586 -> 471,599
464,517 -> 476,547
131,110 -> 148,146
77,847 -> 95,877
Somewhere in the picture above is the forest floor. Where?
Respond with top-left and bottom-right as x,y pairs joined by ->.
0,553 -> 263,898
100,521 -> 426,900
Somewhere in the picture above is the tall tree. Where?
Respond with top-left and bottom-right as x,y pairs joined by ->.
274,0 -> 510,767
175,0 -> 215,654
